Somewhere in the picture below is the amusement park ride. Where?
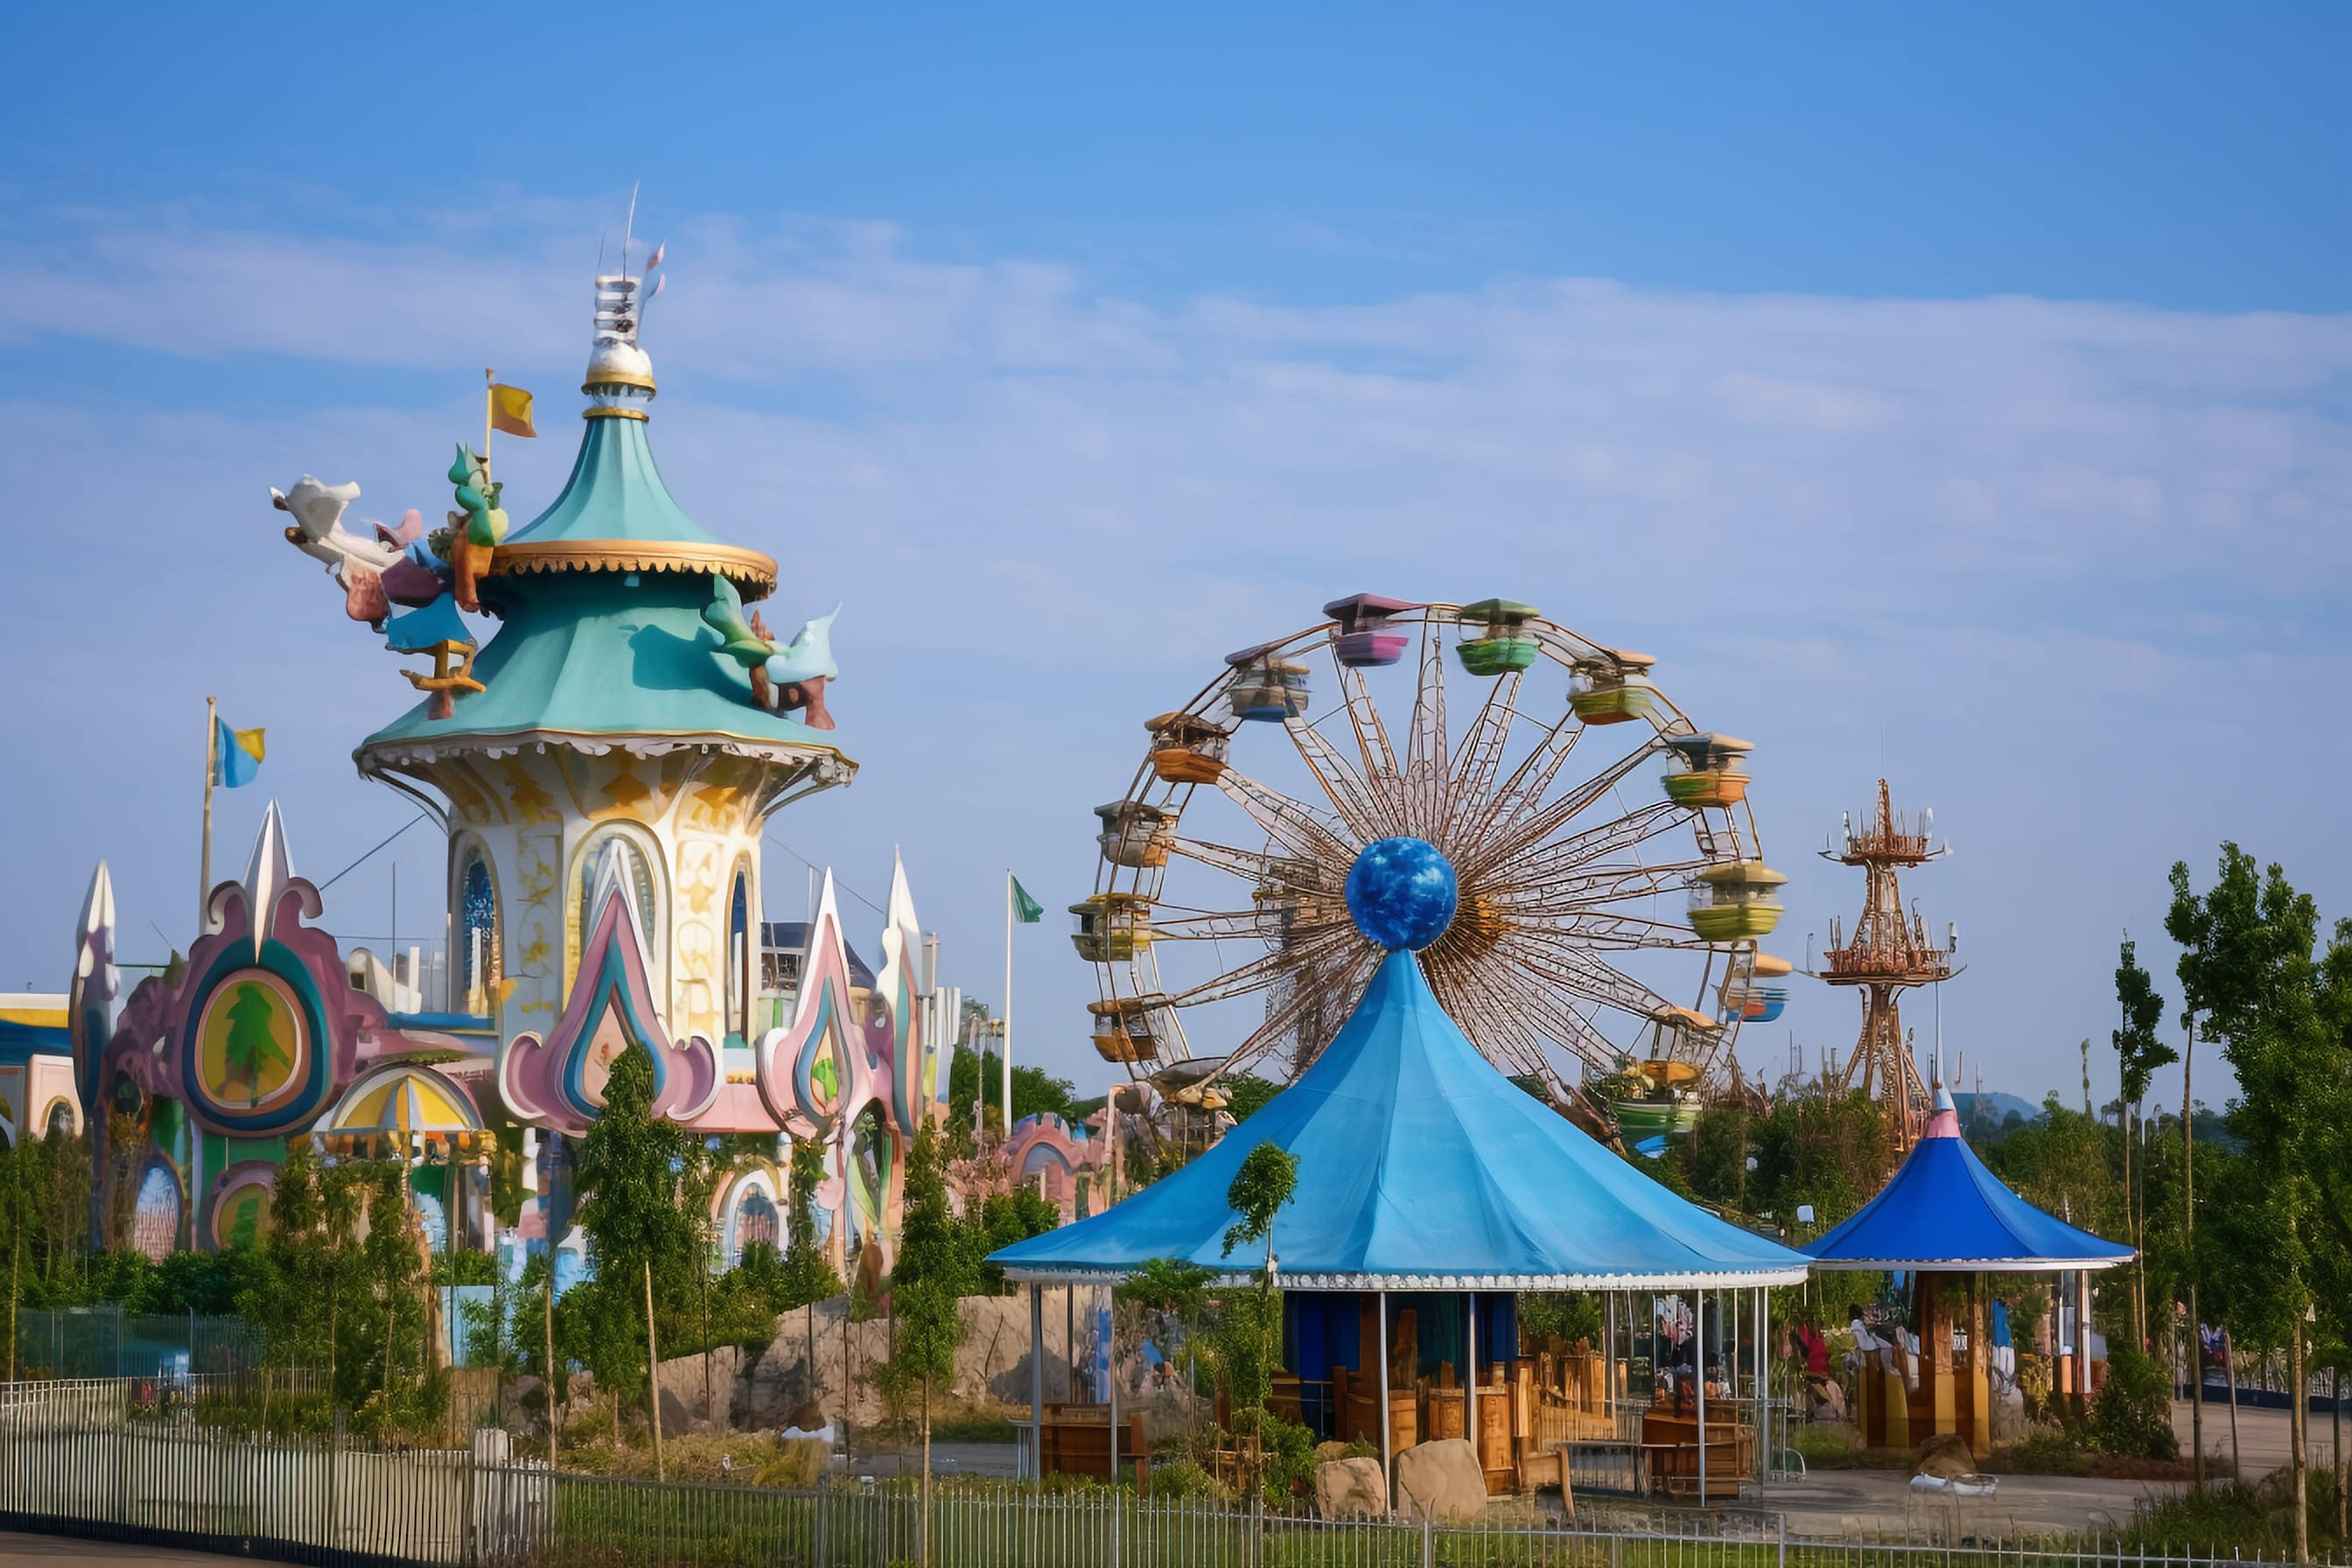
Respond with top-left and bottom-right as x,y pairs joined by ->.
1074,595 -> 1793,1152
1812,780 -> 1958,1152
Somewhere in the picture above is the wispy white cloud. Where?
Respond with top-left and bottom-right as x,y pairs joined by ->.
3,200 -> 2347,1108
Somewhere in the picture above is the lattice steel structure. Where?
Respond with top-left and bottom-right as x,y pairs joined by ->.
1817,779 -> 1956,1151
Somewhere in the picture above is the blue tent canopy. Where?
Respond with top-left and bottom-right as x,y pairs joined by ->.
1802,1095 -> 2134,1272
989,950 -> 1808,1291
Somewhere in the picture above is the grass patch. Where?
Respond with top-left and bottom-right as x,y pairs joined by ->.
929,1410 -> 1018,1443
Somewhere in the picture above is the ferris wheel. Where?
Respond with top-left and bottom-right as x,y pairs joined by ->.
1073,595 -> 1790,1143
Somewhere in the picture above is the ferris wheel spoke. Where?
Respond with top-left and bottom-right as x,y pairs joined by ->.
1337,666 -> 1405,820
1432,970 -> 1553,1081
1404,626 -> 1450,839
1167,836 -> 1282,884
1444,671 -> 1523,844
1163,924 -> 1358,1007
1273,944 -> 1377,1075
1502,856 -> 1718,912
1458,710 -> 1582,849
1500,970 -> 1637,1074
1543,911 -> 1715,949
1460,738 -> 1666,882
1502,934 -> 1676,1018
1214,768 -> 1354,866
1286,711 -> 1399,843
1152,908 -> 1287,942
1214,948 -> 1376,1078
1489,797 -> 1693,886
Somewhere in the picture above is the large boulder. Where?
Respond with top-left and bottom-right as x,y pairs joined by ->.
1314,1456 -> 1388,1520
1914,1432 -> 1977,1479
1393,1438 -> 1487,1523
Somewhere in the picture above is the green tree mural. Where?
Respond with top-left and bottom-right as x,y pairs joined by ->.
219,984 -> 290,1097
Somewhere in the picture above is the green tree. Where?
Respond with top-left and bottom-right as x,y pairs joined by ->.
1216,1140 -> 1298,1494
878,1120 -> 976,1565
2112,935 -> 2175,1351
973,1186 -> 1060,1293
778,1135 -> 844,1310
2167,846 -> 2350,1560
1222,1074 -> 1281,1124
945,1049 -> 1082,1131
570,1046 -> 702,1431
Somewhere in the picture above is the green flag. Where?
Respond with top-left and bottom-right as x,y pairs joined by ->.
1011,875 -> 1044,923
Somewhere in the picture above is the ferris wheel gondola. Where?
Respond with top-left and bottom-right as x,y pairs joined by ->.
1077,595 -> 1786,1144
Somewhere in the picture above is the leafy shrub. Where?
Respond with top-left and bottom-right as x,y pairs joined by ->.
2087,1346 -> 2179,1460
1145,1458 -> 1225,1501
2007,1428 -> 2092,1475
752,1438 -> 828,1489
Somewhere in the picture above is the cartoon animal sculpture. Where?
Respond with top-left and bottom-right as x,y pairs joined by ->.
444,444 -> 509,613
701,578 -> 841,729
270,476 -> 410,623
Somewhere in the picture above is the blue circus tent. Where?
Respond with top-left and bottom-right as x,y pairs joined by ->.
989,949 -> 1807,1290
1802,1092 -> 2134,1272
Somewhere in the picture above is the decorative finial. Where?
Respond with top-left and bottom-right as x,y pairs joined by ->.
1344,837 -> 1458,951
584,222 -> 667,402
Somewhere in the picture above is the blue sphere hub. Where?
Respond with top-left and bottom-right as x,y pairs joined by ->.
1345,836 -> 1459,951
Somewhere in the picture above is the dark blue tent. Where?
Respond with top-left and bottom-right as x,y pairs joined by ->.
1802,1092 -> 2133,1271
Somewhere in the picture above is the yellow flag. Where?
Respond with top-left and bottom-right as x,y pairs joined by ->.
488,382 -> 536,438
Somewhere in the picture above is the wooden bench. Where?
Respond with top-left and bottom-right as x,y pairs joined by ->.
1039,1404 -> 1151,1483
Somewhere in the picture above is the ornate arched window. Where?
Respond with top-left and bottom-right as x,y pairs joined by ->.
726,860 -> 752,1045
572,826 -> 662,973
457,850 -> 500,1012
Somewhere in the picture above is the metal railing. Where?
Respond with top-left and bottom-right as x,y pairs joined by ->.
0,1376 -> 2328,1568
10,1305 -> 261,1381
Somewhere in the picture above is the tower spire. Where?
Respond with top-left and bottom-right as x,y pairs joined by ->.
1816,779 -> 1956,1152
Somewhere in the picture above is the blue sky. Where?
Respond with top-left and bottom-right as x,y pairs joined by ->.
3,4 -> 2347,1116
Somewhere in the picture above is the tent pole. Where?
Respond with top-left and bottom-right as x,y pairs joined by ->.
1605,1292 -> 1615,1427
1755,1286 -> 1768,1484
1029,1282 -> 1044,1483
1695,1290 -> 1707,1505
1466,1290 -> 1480,1475
1376,1290 -> 1392,1515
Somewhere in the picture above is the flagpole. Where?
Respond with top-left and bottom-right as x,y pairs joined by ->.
484,368 -> 495,482
200,696 -> 217,926
1002,871 -> 1014,1138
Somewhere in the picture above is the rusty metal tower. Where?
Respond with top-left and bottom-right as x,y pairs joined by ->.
1816,780 -> 1957,1151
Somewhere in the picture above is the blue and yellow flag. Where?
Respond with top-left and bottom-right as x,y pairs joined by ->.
214,719 -> 265,788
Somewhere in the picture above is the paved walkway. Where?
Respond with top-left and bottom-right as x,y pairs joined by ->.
1760,1469 -> 2178,1537
2174,1399 -> 2347,1478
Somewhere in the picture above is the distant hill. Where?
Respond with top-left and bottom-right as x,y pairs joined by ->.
1953,1090 -> 2043,1127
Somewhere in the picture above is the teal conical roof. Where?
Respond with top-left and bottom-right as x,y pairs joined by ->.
511,411 -> 721,547
490,408 -> 778,599
357,324 -> 837,765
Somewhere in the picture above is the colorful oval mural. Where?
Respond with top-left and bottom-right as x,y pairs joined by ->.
194,970 -> 308,1115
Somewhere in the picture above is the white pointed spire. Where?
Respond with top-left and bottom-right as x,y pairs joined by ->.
74,860 -> 118,1001
885,849 -> 923,983
585,836 -> 654,979
241,803 -> 296,961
